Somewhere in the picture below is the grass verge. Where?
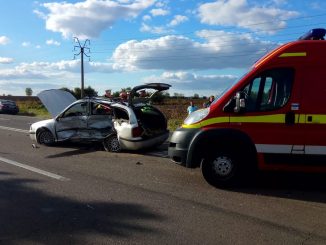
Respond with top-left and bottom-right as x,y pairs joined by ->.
16,100 -> 50,119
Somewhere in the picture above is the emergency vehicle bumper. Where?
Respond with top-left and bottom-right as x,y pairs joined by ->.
168,128 -> 200,167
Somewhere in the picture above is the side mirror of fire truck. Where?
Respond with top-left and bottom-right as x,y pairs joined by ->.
223,91 -> 246,113
234,92 -> 246,113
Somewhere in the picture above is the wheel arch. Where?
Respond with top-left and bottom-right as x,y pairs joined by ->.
187,128 -> 258,169
103,132 -> 121,152
36,127 -> 55,144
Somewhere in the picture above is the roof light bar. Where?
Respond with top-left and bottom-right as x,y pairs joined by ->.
299,28 -> 326,40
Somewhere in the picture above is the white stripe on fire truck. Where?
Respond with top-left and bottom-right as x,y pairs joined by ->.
256,144 -> 326,155
305,146 -> 326,155
255,144 -> 292,154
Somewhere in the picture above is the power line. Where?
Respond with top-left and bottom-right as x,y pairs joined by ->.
90,21 -> 326,54
92,12 -> 326,45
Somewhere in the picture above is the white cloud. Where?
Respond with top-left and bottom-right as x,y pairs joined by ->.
0,81 -> 66,96
168,15 -> 188,27
0,57 -> 14,64
0,60 -> 116,95
0,67 -> 48,80
140,23 -> 171,34
198,0 -> 299,33
46,39 -> 61,46
150,8 -> 169,16
112,30 -> 276,71
33,9 -> 46,19
142,14 -> 152,21
0,36 -> 10,45
22,42 -> 31,47
0,60 -> 115,81
37,0 -> 155,39
155,1 -> 165,8
143,71 -> 238,95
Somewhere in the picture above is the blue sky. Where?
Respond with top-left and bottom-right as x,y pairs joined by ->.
0,0 -> 325,97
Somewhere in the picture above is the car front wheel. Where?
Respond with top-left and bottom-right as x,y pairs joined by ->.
103,134 -> 121,152
37,129 -> 55,146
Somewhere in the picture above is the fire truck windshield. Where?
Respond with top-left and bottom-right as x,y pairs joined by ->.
211,72 -> 248,106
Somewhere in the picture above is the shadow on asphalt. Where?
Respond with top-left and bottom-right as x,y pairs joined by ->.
229,172 -> 326,204
43,141 -> 169,159
0,172 -> 164,244
37,143 -> 326,204
44,142 -> 102,159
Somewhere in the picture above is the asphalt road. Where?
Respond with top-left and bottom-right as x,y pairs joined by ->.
0,114 -> 326,244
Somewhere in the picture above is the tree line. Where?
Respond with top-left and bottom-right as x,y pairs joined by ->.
24,86 -> 207,101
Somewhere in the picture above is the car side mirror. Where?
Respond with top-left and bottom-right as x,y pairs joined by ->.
234,92 -> 246,113
223,92 -> 246,113
55,114 -> 63,121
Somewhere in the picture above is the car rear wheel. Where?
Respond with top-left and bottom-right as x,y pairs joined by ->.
201,149 -> 240,187
37,129 -> 55,146
103,134 -> 121,152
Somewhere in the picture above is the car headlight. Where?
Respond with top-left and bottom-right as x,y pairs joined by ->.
183,108 -> 210,125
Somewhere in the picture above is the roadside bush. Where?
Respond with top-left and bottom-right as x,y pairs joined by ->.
16,100 -> 50,118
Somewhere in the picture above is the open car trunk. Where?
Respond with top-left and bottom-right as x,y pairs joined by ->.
134,105 -> 167,138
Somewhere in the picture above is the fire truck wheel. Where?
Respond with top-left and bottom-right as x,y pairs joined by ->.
201,149 -> 240,187
103,134 -> 121,152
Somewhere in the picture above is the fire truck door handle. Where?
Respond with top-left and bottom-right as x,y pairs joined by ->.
285,111 -> 295,125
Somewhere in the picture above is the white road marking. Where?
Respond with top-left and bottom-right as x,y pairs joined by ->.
0,156 -> 70,181
0,125 -> 29,133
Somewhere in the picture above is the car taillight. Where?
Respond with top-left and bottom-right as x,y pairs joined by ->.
132,126 -> 144,137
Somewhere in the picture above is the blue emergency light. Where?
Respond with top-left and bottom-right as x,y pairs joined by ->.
299,28 -> 326,40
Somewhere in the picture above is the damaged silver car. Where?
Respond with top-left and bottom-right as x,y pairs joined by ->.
29,83 -> 171,152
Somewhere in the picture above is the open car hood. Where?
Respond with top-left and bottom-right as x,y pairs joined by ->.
38,89 -> 76,117
128,83 -> 171,106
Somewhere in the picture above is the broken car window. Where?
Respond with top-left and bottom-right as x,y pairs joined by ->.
63,102 -> 88,117
91,102 -> 112,116
113,108 -> 129,121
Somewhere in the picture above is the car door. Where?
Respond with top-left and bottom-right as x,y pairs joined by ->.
55,101 -> 89,141
87,101 -> 114,139
229,67 -> 305,165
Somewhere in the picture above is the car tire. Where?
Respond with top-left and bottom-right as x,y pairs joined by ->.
201,148 -> 240,188
37,129 -> 55,146
103,134 -> 121,152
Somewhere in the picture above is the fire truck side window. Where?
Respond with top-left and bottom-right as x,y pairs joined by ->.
242,68 -> 294,112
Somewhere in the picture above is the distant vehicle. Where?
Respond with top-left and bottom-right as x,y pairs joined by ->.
168,28 -> 326,187
0,99 -> 19,114
29,83 -> 171,152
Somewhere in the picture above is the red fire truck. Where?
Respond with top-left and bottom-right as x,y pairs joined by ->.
168,29 -> 326,187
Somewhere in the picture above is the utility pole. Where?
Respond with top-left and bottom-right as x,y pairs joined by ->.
74,37 -> 90,98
